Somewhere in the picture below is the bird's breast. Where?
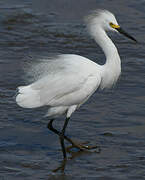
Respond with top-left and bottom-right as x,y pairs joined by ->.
100,64 -> 121,89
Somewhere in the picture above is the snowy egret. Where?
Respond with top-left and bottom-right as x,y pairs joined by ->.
16,9 -> 137,159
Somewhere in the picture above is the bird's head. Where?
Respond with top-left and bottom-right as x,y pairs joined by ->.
95,10 -> 119,32
85,9 -> 137,42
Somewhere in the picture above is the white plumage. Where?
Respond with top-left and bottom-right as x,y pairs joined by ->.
16,9 -> 136,119
16,54 -> 102,117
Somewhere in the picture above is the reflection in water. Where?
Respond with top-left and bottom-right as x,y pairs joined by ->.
52,159 -> 67,173
52,147 -> 101,173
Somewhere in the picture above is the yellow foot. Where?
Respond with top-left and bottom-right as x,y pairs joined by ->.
66,141 -> 101,153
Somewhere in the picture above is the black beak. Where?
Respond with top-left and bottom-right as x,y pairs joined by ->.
116,27 -> 137,43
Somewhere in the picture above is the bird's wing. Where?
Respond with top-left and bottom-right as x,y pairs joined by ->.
31,71 -> 87,106
16,54 -> 101,108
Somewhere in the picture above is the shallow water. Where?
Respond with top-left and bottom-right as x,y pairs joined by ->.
0,0 -> 145,179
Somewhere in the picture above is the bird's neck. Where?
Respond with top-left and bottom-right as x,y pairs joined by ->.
94,28 -> 120,63
94,28 -> 121,88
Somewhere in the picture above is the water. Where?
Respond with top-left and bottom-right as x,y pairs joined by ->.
0,0 -> 145,179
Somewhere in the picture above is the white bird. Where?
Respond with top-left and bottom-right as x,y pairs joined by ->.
16,9 -> 136,159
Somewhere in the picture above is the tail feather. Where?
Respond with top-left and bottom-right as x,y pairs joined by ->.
16,85 -> 42,108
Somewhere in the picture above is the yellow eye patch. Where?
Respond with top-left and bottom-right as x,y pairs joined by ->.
110,22 -> 120,29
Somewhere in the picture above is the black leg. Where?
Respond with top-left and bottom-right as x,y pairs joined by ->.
47,118 -> 70,159
47,119 -> 79,148
59,117 -> 70,159
47,119 -> 100,157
